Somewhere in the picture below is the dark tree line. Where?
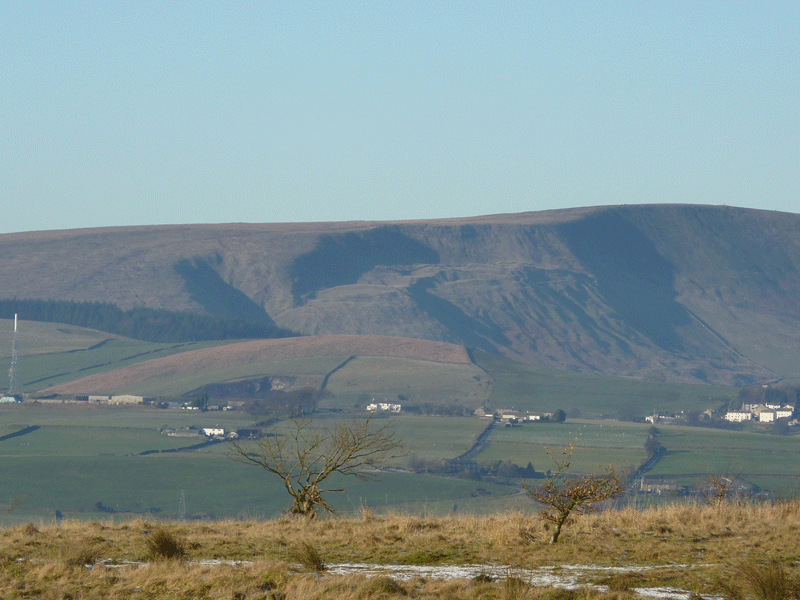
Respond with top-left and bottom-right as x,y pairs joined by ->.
0,298 -> 298,343
243,388 -> 323,418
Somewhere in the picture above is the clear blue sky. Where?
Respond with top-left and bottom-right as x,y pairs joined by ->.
2,2 -> 798,234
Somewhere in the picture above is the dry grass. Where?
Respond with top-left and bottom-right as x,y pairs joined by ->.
287,541 -> 326,572
1,502 -> 800,598
144,526 -> 186,561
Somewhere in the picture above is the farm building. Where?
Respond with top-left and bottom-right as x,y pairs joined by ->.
366,402 -> 401,413
759,410 -> 776,423
639,479 -> 678,494
108,395 -> 154,405
167,427 -> 202,437
725,411 -> 752,422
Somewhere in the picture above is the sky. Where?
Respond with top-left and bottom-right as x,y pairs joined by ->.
2,2 -> 798,234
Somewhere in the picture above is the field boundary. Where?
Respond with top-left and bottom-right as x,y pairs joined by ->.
0,425 -> 40,443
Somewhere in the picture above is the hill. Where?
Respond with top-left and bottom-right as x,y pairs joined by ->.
35,334 -> 476,399
2,204 -> 799,385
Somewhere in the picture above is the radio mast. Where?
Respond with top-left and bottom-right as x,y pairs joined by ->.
8,313 -> 18,395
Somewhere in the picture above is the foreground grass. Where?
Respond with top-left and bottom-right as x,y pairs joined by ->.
2,501 -> 800,599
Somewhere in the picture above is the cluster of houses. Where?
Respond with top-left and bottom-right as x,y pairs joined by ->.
163,425 -> 262,440
366,401 -> 402,413
474,407 -> 553,424
724,402 -> 795,423
365,401 -> 554,424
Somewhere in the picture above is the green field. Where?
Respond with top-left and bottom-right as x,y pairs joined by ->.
474,352 -> 738,419
1,320 -> 797,522
644,424 -> 800,493
0,448 -> 517,524
0,403 -> 257,430
0,425 -> 196,456
0,404 -> 510,523
2,403 -> 799,523
323,356 -> 490,408
0,318 -> 232,393
475,420 -> 650,474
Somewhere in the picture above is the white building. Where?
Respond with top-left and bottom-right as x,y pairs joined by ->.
367,401 -> 401,413
759,410 -> 776,423
725,411 -> 752,422
202,427 -> 225,437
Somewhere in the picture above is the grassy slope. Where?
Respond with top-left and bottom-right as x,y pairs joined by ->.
321,356 -> 491,408
474,351 -> 738,418
0,318 -> 232,393
30,333 -> 472,398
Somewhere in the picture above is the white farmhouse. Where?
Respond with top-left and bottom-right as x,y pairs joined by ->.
367,400 -> 401,413
202,427 -> 225,437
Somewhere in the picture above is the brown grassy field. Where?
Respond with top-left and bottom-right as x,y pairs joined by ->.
2,501 -> 799,599
37,335 -> 471,396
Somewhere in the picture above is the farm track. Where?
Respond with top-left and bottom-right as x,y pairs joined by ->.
453,420 -> 497,462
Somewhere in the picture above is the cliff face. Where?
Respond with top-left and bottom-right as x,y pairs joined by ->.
2,204 -> 799,385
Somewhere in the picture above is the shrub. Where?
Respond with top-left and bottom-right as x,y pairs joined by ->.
60,540 -> 102,567
288,542 -> 325,572
734,560 -> 800,600
144,527 -> 186,561
525,445 -> 625,544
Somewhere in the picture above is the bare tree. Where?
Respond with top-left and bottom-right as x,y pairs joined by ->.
524,444 -> 625,544
229,416 -> 404,519
700,472 -> 752,507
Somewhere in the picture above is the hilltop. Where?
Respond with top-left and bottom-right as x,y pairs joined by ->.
2,204 -> 799,385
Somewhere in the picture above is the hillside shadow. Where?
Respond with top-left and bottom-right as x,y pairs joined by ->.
556,211 -> 690,351
289,226 -> 440,302
408,278 -> 509,354
174,257 -> 276,325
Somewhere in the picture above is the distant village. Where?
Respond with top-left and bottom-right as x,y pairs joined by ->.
7,383 -> 798,443
723,402 -> 795,424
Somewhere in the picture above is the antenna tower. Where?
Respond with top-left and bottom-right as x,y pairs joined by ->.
8,314 -> 18,395
178,490 -> 186,521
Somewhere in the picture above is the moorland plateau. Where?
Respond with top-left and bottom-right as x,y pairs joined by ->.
3,204 -> 800,385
